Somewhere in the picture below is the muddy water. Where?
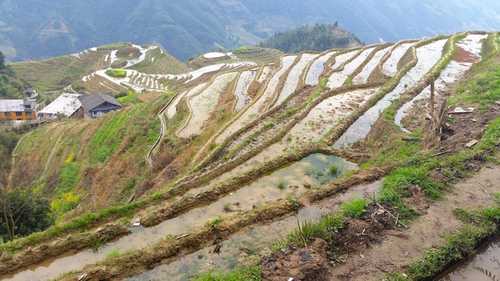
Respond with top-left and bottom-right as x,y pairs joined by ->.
3,154 -> 355,281
127,180 -> 382,281
440,239 -> 500,281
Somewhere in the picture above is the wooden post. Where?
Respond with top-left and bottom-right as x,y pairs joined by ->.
430,80 -> 435,119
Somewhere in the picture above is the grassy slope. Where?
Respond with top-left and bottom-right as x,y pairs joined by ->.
8,94 -> 166,222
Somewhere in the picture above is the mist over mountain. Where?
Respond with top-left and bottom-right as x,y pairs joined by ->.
1,0 -> 499,61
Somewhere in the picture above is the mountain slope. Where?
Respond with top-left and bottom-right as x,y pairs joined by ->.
1,0 -> 500,61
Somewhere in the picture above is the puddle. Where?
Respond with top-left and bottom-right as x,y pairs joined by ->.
333,39 -> 448,148
3,154 -> 355,281
440,239 -> 500,281
127,180 -> 382,281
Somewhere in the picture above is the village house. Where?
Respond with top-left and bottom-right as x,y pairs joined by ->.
39,93 -> 122,119
0,98 -> 37,121
77,93 -> 122,118
38,93 -> 82,119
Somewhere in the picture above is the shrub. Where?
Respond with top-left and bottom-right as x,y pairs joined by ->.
105,68 -> 127,78
0,190 -> 53,241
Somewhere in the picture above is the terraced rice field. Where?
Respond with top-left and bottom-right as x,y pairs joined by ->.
395,34 -> 487,132
382,41 -> 416,76
234,70 -> 257,112
214,56 -> 296,144
334,38 -> 448,148
305,51 -> 336,86
273,53 -> 318,107
178,72 -> 238,138
3,32 -> 496,281
353,46 -> 392,84
327,47 -> 375,89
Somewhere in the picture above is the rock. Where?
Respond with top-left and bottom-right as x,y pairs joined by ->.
132,218 -> 141,227
465,139 -> 479,148
449,107 -> 474,114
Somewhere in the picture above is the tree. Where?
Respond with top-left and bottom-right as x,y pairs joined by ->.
0,189 -> 53,241
0,51 -> 5,70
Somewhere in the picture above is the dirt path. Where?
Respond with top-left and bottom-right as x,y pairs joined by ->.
328,164 -> 500,281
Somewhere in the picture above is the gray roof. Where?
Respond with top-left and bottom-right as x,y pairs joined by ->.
39,93 -> 82,116
0,99 -> 29,112
78,94 -> 121,112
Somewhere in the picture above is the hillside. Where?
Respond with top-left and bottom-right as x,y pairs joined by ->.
0,31 -> 499,281
10,43 -> 187,102
259,24 -> 362,53
1,1 -> 500,61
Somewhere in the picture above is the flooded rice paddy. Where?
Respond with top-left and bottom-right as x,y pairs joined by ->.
440,239 -> 500,281
127,180 -> 381,281
3,154 -> 356,281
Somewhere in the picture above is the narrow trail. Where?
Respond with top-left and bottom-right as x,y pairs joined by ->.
328,164 -> 500,281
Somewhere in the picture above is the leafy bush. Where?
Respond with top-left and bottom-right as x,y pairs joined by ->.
117,90 -> 141,105
0,190 -> 53,241
105,68 -> 127,78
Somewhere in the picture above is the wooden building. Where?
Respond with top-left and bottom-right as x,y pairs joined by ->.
0,99 -> 37,121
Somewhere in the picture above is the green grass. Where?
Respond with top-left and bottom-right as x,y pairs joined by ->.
328,165 -> 338,175
341,198 -> 368,218
117,90 -> 141,105
277,181 -> 287,190
106,249 -> 121,260
193,266 -> 261,281
449,61 -> 500,111
106,68 -> 127,78
276,198 -> 371,249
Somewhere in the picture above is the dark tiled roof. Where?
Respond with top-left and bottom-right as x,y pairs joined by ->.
78,94 -> 121,112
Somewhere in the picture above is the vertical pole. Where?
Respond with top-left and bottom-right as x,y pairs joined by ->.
430,80 -> 435,119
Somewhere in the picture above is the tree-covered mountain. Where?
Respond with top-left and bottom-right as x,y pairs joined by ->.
0,0 -> 500,61
260,24 -> 362,53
